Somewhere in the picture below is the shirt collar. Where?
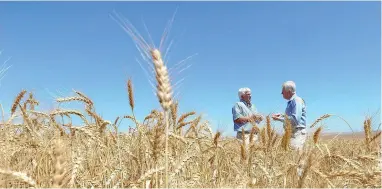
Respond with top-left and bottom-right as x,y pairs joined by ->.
240,99 -> 251,107
288,93 -> 297,102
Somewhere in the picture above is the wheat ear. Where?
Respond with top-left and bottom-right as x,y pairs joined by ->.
170,101 -> 178,127
240,127 -> 247,161
150,48 -> 172,188
69,147 -> 83,187
151,49 -> 173,111
266,115 -> 272,140
52,139 -> 67,188
249,126 -> 256,144
11,89 -> 27,115
310,114 -> 331,128
0,169 -> 36,188
370,131 -> 381,143
313,126 -> 322,144
127,78 -> 135,111
364,117 -> 372,150
297,153 -> 313,188
177,112 -> 196,124
56,96 -> 92,106
73,90 -> 94,107
281,116 -> 292,150
260,127 -> 266,146
213,131 -> 221,147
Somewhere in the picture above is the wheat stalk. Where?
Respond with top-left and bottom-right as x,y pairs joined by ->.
281,116 -> 292,150
312,169 -> 334,188
313,126 -> 322,144
266,116 -> 272,140
52,139 -> 68,188
177,112 -> 196,124
240,127 -> 247,161
310,114 -> 331,128
171,101 -> 178,127
176,120 -> 193,130
169,132 -> 187,144
249,126 -> 256,144
151,49 -> 173,111
69,147 -> 83,187
50,109 -> 90,125
0,168 -> 37,188
136,167 -> 165,184
213,131 -> 221,147
73,90 -> 94,108
259,127 -> 265,145
297,153 -> 313,188
56,96 -> 92,106
170,154 -> 196,179
127,78 -> 135,111
150,48 -> 173,188
364,117 -> 372,151
370,131 -> 381,143
11,89 -> 27,115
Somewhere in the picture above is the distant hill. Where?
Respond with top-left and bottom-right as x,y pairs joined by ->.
319,130 -> 380,140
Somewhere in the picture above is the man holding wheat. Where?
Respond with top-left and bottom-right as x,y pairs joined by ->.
272,81 -> 307,150
232,87 -> 264,144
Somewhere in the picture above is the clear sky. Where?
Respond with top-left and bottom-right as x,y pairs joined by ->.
0,2 -> 380,136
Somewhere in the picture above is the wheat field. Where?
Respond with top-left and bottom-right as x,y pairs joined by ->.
0,13 -> 381,189
0,67 -> 381,188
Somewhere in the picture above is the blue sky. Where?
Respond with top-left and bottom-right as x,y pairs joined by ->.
0,2 -> 380,136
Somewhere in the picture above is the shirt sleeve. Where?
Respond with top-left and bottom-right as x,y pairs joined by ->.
289,101 -> 299,126
232,103 -> 242,121
284,100 -> 302,126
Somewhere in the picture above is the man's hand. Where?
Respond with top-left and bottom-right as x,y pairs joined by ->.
257,114 -> 264,122
250,114 -> 264,122
234,117 -> 250,124
272,113 -> 282,121
235,114 -> 264,124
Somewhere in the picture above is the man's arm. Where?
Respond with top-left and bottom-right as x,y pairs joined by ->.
232,103 -> 251,124
289,98 -> 303,126
250,106 -> 263,123
274,114 -> 285,122
234,117 -> 250,124
278,100 -> 302,126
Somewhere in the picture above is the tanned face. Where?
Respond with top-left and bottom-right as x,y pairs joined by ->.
281,88 -> 292,100
242,91 -> 251,103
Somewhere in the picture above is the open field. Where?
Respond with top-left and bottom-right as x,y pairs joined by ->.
0,7 -> 380,189
0,86 -> 380,188
320,131 -> 381,140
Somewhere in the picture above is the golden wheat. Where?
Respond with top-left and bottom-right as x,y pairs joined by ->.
11,89 -> 27,115
313,126 -> 322,144
310,114 -> 332,128
0,86 -> 379,188
127,78 -> 135,111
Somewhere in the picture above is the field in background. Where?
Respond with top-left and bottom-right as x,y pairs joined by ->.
320,131 -> 381,140
0,87 -> 380,188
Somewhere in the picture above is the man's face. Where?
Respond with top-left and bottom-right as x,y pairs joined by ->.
242,91 -> 251,102
281,88 -> 292,100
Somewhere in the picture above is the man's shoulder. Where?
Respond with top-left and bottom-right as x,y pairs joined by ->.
235,101 -> 246,105
294,96 -> 305,105
233,101 -> 244,107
